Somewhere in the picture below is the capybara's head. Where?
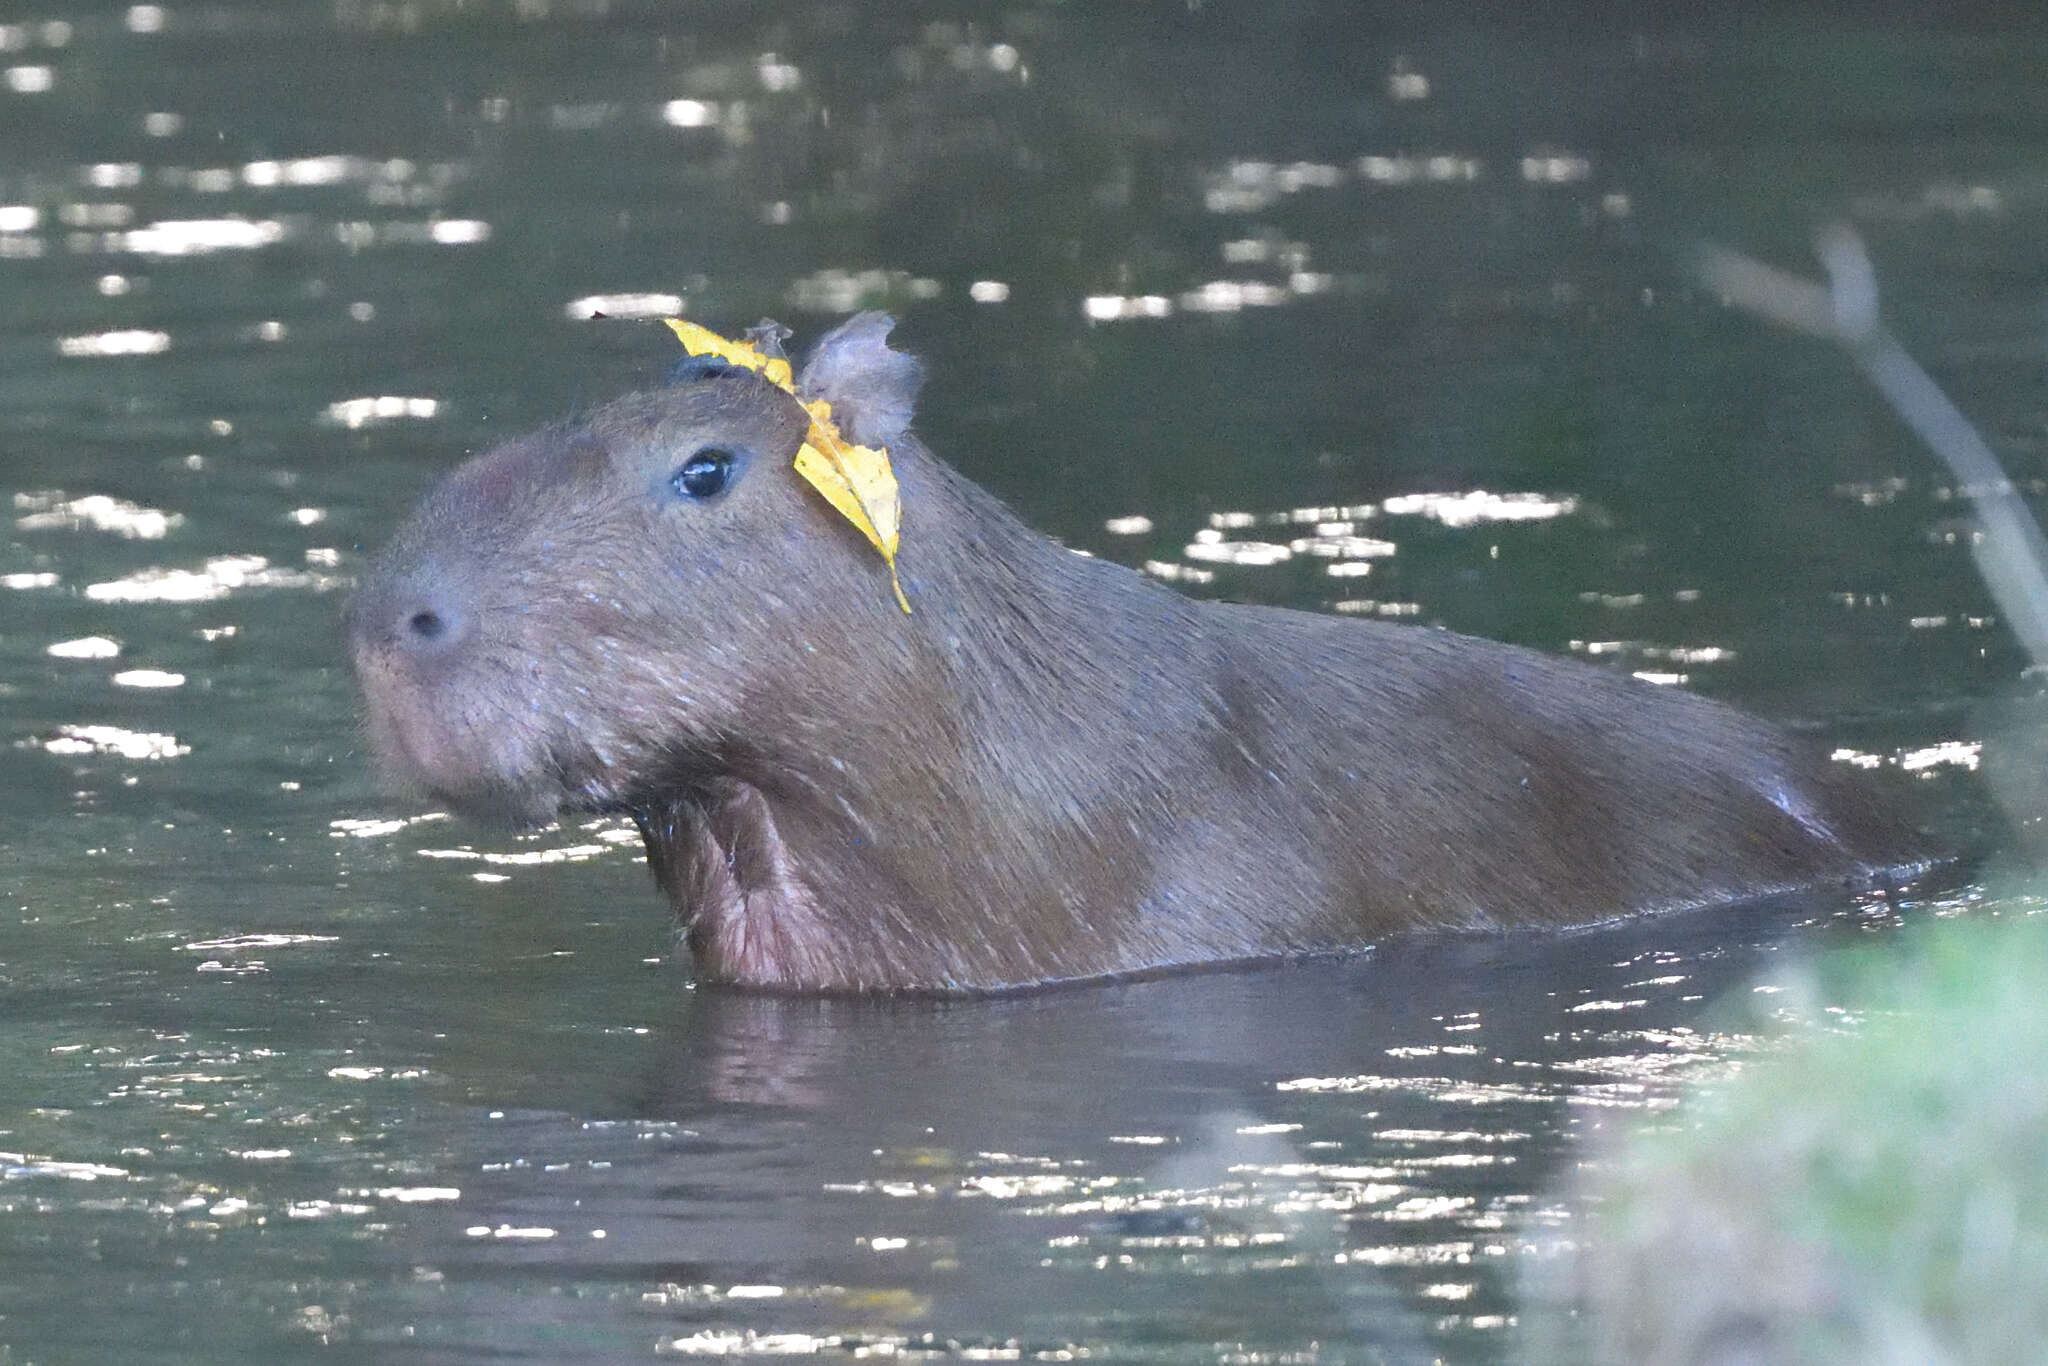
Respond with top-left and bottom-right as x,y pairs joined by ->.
346,314 -> 925,827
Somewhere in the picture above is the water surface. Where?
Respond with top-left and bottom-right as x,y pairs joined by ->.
1,3 -> 2041,1361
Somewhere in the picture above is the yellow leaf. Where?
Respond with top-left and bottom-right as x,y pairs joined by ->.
794,438 -> 909,615
799,400 -> 901,551
661,318 -> 793,388
662,318 -> 911,613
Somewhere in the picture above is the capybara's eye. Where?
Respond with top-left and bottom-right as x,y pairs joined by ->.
671,447 -> 735,500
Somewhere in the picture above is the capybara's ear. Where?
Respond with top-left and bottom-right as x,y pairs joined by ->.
797,312 -> 923,447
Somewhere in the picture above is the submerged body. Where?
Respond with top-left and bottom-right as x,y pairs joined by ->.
349,315 -> 1923,992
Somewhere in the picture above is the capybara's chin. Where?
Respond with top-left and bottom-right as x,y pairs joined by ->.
353,662 -> 558,828
349,311 -> 1933,994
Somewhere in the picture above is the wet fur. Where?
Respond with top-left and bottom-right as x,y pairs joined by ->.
351,314 -> 1928,992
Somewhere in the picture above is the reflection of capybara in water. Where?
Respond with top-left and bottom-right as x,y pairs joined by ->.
348,313 -> 1928,992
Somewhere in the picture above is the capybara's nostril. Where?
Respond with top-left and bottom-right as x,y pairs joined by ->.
394,594 -> 471,655
349,572 -> 474,661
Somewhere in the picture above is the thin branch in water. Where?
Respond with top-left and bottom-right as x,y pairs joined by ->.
1697,227 -> 2048,667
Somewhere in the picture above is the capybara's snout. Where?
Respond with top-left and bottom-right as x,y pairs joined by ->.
347,557 -> 477,670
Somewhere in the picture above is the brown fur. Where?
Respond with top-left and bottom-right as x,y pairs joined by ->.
348,314 -> 1929,992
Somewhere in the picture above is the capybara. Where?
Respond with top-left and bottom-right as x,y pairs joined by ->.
348,313 -> 1928,992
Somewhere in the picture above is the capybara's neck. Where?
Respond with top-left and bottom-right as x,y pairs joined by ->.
899,433 -> 1219,732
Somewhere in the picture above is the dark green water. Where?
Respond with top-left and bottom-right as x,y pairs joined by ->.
0,3 -> 2041,1361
